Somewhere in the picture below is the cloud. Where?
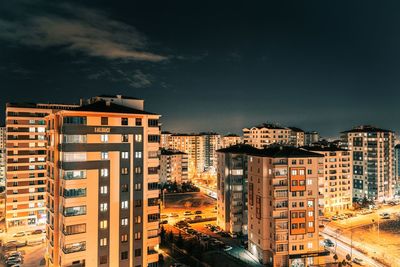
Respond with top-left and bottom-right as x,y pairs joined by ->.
87,68 -> 153,88
0,3 -> 167,62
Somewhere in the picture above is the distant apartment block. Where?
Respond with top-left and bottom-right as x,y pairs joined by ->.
221,134 -> 242,148
342,125 -> 395,200
395,144 -> 400,195
160,149 -> 188,184
5,102 -> 79,231
304,131 -> 319,146
160,131 -> 172,149
216,144 -> 257,235
288,127 -> 305,147
203,132 -> 221,172
0,126 -> 6,184
45,98 -> 160,267
243,124 -> 291,148
247,146 -> 326,266
304,144 -> 352,213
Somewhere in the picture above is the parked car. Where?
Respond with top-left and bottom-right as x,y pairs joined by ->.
183,211 -> 192,216
170,213 -> 179,218
31,229 -> 43,235
194,215 -> 202,220
195,210 -> 202,214
331,216 -> 338,220
160,214 -> 168,219
353,258 -> 365,265
12,232 -> 25,238
323,239 -> 335,247
160,220 -> 168,224
223,245 -> 233,251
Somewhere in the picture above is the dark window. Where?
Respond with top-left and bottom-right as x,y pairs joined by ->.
353,165 -> 363,175
256,195 -> 261,219
135,200 -> 142,207
148,119 -> 158,127
100,255 -> 108,264
353,151 -> 363,161
101,117 -> 108,126
148,182 -> 159,190
135,249 -> 141,257
121,251 -> 128,260
249,183 -> 254,206
354,137 -> 363,147
121,168 -> 129,175
121,118 -> 128,126
63,116 -> 86,125
148,135 -> 160,143
148,213 -> 160,222
121,184 -> 129,192
122,134 -> 128,142
148,167 -> 158,175
148,198 -> 159,206
135,118 -> 142,126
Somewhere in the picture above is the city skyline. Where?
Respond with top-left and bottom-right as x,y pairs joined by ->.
1,1 -> 400,136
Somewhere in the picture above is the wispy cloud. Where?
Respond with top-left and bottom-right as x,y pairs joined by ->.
87,68 -> 153,88
0,3 -> 167,62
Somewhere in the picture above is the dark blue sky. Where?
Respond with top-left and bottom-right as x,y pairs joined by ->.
1,0 -> 399,137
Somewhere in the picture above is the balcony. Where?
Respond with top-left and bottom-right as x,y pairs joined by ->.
62,242 -> 86,254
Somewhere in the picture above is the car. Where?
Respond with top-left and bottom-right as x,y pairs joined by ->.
223,245 -> 233,251
321,217 -> 331,222
5,251 -> 23,259
160,214 -> 169,219
160,220 -> 168,224
12,232 -> 25,238
195,210 -> 202,214
323,239 -> 335,247
332,216 -> 338,220
31,229 -> 43,235
6,258 -> 23,266
170,213 -> 179,218
194,215 -> 202,220
353,258 -> 365,265
183,211 -> 192,216
380,212 -> 390,219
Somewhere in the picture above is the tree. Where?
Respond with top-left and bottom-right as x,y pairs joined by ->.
346,254 -> 351,262
176,232 -> 184,247
168,231 -> 174,243
160,225 -> 166,244
159,254 -> 164,266
333,254 -> 339,262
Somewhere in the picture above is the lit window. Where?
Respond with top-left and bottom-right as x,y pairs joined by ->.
135,152 -> 142,158
100,220 -> 108,229
101,134 -> 108,143
121,201 -> 128,209
100,203 -> 108,212
100,169 -> 108,177
100,186 -> 108,195
101,152 -> 109,160
121,218 -> 128,226
100,238 -> 107,247
135,134 -> 142,142
121,152 -> 129,159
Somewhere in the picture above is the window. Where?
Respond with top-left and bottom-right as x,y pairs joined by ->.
307,200 -> 314,207
64,206 -> 86,217
121,184 -> 129,192
291,170 -> 297,175
100,186 -> 108,194
121,152 -> 129,159
100,238 -> 107,247
121,201 -> 128,209
134,183 -> 142,191
307,242 -> 313,249
148,214 -> 159,222
148,135 -> 160,143
134,232 -> 141,240
249,183 -> 254,206
100,203 -> 108,212
148,119 -> 158,127
63,135 -> 87,143
100,169 -> 108,177
135,249 -> 141,257
135,216 -> 142,224
121,234 -> 128,243
63,223 -> 86,235
148,182 -> 158,190
121,218 -> 128,226
63,188 -> 86,198
308,221 -> 314,228
63,170 -> 86,180
122,134 -> 129,142
135,167 -> 142,174
101,152 -> 109,160
121,118 -> 128,125
299,169 -> 305,175
135,152 -> 142,158
135,134 -> 142,142
307,169 -> 312,175
101,117 -> 108,125
307,159 -> 312,164
63,152 -> 86,162
100,220 -> 108,229
63,116 -> 86,125
100,255 -> 108,264
255,196 -> 261,219
100,134 -> 108,143
121,168 -> 129,175
121,251 -> 128,260
135,118 -> 142,126
148,167 -> 158,175
135,200 -> 142,207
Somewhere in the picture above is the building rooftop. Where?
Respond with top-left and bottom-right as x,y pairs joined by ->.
218,144 -> 323,158
74,100 -> 155,115
342,125 -> 393,133
302,145 -> 347,152
244,123 -> 287,130
288,126 -> 304,132
7,102 -> 80,109
160,149 -> 187,156
217,144 -> 260,154
97,94 -> 142,100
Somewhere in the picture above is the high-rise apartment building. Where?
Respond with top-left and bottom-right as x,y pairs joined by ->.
160,131 -> 172,149
216,144 -> 257,236
5,103 -> 79,231
304,132 -> 319,146
243,124 -> 291,149
247,146 -> 326,267
0,126 -> 6,185
202,133 -> 221,172
45,99 -> 160,267
160,149 -> 188,184
288,127 -> 305,147
395,144 -> 400,195
304,144 -> 352,213
221,134 -> 242,148
342,125 -> 395,201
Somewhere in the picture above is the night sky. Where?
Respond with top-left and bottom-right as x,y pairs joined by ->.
1,1 -> 399,137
